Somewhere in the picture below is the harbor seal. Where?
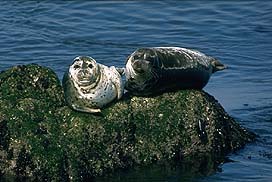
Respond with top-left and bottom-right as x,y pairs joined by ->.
125,47 -> 226,96
62,56 -> 124,113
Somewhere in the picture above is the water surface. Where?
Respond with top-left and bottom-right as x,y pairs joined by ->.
0,1 -> 272,181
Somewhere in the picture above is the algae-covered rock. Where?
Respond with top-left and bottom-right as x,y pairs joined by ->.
0,64 -> 255,181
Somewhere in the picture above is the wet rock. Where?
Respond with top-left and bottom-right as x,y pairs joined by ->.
0,64 -> 255,180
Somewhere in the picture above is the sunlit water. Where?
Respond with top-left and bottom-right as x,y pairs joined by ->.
0,1 -> 272,181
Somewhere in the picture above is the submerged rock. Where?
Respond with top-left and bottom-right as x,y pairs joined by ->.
0,64 -> 255,180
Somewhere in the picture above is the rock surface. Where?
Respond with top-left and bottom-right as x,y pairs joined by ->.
0,64 -> 255,181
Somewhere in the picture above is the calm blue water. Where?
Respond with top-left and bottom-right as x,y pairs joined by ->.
1,1 -> 272,181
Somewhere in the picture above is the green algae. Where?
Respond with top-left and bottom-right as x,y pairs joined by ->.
0,64 -> 255,181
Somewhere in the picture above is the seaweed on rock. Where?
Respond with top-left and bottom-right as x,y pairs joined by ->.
0,64 -> 255,180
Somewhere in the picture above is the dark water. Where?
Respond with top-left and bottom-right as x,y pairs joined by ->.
1,0 -> 272,181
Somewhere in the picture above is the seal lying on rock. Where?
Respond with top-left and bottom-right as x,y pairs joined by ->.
63,56 -> 124,113
125,47 -> 226,96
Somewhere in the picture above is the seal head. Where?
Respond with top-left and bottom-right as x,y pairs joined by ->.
125,48 -> 161,94
69,56 -> 100,87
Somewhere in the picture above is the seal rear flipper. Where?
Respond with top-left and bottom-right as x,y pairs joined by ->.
211,58 -> 227,73
116,67 -> 126,76
110,67 -> 125,99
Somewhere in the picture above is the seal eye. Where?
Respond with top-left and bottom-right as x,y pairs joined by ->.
88,64 -> 93,69
133,55 -> 141,60
74,65 -> 81,69
74,58 -> 80,62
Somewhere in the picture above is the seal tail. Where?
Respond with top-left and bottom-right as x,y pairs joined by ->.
211,58 -> 227,73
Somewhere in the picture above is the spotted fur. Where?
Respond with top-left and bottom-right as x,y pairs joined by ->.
63,56 -> 124,113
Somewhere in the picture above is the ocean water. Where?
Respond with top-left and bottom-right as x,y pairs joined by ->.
0,1 -> 272,181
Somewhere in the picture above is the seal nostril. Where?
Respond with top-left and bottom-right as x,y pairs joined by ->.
82,69 -> 89,75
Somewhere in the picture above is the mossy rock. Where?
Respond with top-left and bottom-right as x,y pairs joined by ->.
0,64 -> 255,181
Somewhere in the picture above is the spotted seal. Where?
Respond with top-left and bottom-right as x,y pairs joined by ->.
63,56 -> 124,113
125,47 -> 226,96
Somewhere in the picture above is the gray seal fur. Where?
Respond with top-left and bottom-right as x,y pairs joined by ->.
63,56 -> 124,113
125,47 -> 226,96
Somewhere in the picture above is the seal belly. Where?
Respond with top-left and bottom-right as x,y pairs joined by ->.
90,81 -> 117,107
155,47 -> 213,91
157,67 -> 211,91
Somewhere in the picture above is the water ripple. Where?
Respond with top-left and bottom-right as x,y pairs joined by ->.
1,1 -> 272,182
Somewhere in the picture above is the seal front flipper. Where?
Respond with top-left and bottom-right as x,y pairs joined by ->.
71,104 -> 101,113
110,66 -> 124,99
